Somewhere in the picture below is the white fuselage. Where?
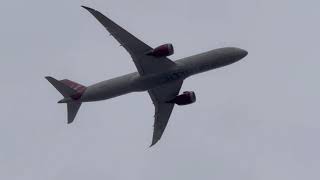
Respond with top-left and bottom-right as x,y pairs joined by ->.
80,47 -> 247,102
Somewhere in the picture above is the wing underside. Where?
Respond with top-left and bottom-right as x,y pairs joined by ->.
82,6 -> 176,75
148,80 -> 183,146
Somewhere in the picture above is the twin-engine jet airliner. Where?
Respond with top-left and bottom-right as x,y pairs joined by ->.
46,6 -> 248,146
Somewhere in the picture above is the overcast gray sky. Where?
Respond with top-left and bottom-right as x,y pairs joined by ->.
1,0 -> 320,179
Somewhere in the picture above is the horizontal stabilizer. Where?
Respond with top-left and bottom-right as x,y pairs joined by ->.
67,102 -> 81,124
45,76 -> 77,97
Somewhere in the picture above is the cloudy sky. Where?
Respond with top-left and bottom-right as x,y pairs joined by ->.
1,0 -> 320,179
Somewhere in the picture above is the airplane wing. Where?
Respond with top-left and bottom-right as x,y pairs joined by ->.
148,80 -> 183,146
82,6 -> 176,75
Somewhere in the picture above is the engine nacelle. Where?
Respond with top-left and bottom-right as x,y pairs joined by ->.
167,91 -> 196,105
146,43 -> 174,57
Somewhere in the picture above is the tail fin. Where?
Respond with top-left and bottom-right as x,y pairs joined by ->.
45,76 -> 86,124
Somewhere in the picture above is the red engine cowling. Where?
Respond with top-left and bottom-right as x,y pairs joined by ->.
167,91 -> 196,105
146,43 -> 174,57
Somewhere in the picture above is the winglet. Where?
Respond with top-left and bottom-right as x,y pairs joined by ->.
150,140 -> 158,148
149,127 -> 163,147
81,5 -> 95,12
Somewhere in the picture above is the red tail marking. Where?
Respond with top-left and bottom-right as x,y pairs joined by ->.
60,79 -> 87,100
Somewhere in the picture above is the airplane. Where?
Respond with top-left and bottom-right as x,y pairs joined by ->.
46,6 -> 248,146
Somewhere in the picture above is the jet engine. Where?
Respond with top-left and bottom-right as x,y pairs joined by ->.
167,91 -> 196,105
146,43 -> 174,57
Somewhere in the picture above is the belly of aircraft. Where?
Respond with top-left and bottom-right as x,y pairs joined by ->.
80,74 -> 137,102
79,68 -> 189,102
